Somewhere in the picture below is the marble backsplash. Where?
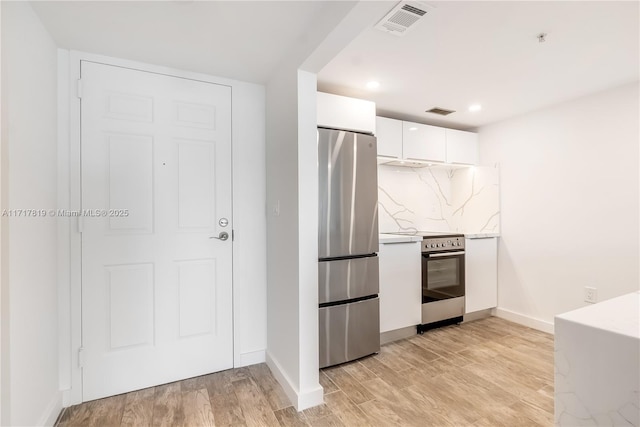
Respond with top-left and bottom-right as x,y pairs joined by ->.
377,164 -> 500,234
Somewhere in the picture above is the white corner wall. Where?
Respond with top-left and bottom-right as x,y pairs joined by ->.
296,69 -> 322,408
479,82 -> 640,331
1,2 -> 61,425
263,67 -> 322,411
264,1 -> 395,410
265,63 -> 304,407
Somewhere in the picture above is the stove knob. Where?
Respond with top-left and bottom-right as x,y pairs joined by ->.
431,244 -> 436,248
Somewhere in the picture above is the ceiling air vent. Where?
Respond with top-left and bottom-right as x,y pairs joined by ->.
374,1 -> 430,37
426,107 -> 456,116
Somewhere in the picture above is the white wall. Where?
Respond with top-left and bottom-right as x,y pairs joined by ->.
479,82 -> 640,331
263,1 -> 392,410
230,83 -> 268,366
263,67 -> 323,411
265,63 -> 304,405
296,70 -> 321,406
0,4 -> 5,424
1,2 -> 61,425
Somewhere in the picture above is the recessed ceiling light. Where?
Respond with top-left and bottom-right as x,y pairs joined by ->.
409,127 -> 418,131
366,81 -> 380,90
468,104 -> 482,112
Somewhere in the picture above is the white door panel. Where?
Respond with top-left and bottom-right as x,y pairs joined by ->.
80,61 -> 233,401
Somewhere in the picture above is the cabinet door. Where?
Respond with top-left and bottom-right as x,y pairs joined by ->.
376,116 -> 402,159
317,92 -> 376,134
446,129 -> 478,165
465,237 -> 498,313
379,241 -> 421,333
402,121 -> 446,163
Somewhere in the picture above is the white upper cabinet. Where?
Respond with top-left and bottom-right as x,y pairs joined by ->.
402,122 -> 446,163
376,116 -> 479,166
376,116 -> 403,159
317,92 -> 376,135
446,129 -> 478,165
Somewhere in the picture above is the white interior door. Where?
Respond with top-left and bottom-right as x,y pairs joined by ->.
80,61 -> 233,401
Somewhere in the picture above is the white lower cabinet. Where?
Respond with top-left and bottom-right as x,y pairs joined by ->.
465,237 -> 498,313
379,241 -> 421,333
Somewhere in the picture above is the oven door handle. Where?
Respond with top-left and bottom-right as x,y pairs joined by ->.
426,251 -> 465,258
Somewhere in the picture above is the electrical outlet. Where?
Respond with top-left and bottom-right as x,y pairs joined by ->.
584,287 -> 598,304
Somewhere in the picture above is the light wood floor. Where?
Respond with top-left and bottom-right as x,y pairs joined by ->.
56,317 -> 554,426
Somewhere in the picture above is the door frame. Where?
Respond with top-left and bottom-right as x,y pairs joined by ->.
60,51 -> 244,406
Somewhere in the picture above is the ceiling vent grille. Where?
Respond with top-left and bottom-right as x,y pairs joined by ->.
426,107 -> 456,116
374,2 -> 430,37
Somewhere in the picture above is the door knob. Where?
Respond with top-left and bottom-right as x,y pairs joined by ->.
210,232 -> 229,241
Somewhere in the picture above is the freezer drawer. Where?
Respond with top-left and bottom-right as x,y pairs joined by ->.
318,255 -> 379,305
319,297 -> 380,369
318,128 -> 379,259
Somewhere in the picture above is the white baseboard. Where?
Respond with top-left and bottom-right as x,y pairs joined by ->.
236,349 -> 266,368
296,384 -> 324,412
265,352 -> 324,411
493,307 -> 554,334
38,391 -> 63,427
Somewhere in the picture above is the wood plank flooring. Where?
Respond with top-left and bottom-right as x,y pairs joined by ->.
56,317 -> 554,427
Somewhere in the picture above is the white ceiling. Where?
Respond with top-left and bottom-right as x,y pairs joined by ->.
30,1 -> 639,130
30,1 -> 355,84
318,1 -> 640,130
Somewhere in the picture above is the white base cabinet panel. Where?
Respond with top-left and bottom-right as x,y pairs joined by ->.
465,237 -> 498,313
379,241 -> 421,333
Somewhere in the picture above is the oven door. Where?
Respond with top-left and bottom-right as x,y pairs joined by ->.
422,251 -> 465,303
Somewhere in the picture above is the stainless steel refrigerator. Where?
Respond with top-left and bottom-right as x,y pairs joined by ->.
318,127 -> 380,369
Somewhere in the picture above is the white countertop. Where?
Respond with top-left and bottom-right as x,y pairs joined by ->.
379,234 -> 423,244
555,291 -> 640,339
380,232 -> 500,242
465,232 -> 500,239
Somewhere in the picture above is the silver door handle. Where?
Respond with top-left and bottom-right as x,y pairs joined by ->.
210,232 -> 229,241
